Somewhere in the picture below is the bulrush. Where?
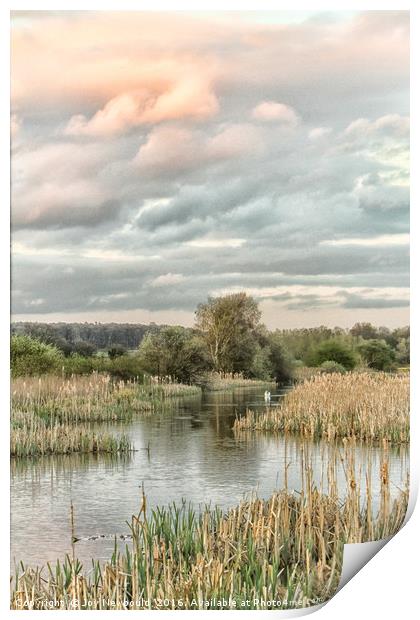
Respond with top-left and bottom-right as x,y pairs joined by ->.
11,373 -> 200,457
11,447 -> 408,610
234,372 -> 409,443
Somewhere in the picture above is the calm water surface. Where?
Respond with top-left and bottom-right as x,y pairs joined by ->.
11,386 -> 409,568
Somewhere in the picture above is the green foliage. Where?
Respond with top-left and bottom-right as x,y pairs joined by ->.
108,344 -> 127,359
267,334 -> 293,383
73,340 -> 97,357
350,322 -> 379,340
319,360 -> 346,374
310,340 -> 357,370
395,337 -> 410,365
249,344 -> 272,380
62,354 -> 97,375
11,321 -> 158,350
138,326 -> 210,383
195,293 -> 261,374
11,335 -> 64,377
11,312 -> 409,384
357,339 -> 395,371
61,353 -> 145,380
108,354 -> 145,381
274,326 -> 348,366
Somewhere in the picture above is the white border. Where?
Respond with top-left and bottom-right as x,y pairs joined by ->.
1,2 -> 417,617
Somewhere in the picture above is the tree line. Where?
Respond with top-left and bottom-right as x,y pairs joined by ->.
11,294 -> 409,381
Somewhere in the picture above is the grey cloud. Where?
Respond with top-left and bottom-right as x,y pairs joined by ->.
341,294 -> 410,309
11,11 -> 409,323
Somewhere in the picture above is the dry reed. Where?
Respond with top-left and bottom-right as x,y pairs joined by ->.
11,374 -> 201,457
11,445 -> 408,610
234,372 -> 409,443
202,372 -> 274,392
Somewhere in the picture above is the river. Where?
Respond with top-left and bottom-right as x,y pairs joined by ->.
11,385 -> 409,569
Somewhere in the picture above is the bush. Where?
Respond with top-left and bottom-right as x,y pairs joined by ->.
62,354 -> 98,376
11,335 -> 64,377
319,360 -> 346,374
108,344 -> 127,359
73,340 -> 97,357
108,355 -> 145,381
357,339 -> 395,371
311,340 -> 357,370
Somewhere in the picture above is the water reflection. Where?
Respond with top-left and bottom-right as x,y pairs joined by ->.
11,386 -> 409,569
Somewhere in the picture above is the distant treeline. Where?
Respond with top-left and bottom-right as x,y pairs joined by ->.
11,322 -> 165,354
11,302 -> 410,383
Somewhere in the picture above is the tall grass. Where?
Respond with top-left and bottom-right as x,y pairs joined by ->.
12,373 -> 201,424
234,372 -> 409,443
11,373 -> 200,457
11,413 -> 132,457
200,372 -> 274,392
11,445 -> 408,610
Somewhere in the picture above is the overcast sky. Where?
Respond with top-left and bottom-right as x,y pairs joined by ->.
11,10 -> 409,329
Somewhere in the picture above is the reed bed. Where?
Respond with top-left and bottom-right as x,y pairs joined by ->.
11,373 -> 201,424
11,445 -> 408,610
292,366 -> 321,382
234,372 -> 409,443
11,414 -> 132,457
201,372 -> 274,392
11,373 -> 199,458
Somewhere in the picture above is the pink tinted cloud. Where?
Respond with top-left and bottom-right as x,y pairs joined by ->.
11,12 -> 222,125
13,179 -> 112,229
65,77 -> 219,136
12,12 -> 408,115
133,123 -> 263,176
252,101 -> 300,126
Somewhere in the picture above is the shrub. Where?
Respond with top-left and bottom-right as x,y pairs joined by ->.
11,335 -> 63,377
73,340 -> 97,357
319,360 -> 346,374
108,355 -> 145,381
311,339 -> 357,370
108,344 -> 127,359
62,354 -> 98,376
357,339 -> 395,371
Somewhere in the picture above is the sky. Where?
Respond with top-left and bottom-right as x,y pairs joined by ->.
10,10 -> 409,329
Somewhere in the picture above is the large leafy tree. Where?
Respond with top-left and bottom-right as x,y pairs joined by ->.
138,326 -> 210,383
195,293 -> 261,374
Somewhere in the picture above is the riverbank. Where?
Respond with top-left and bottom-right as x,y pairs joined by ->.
11,374 -> 201,457
234,372 -> 409,443
200,372 -> 275,392
11,447 -> 408,610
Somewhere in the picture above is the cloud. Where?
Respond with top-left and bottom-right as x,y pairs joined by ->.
344,114 -> 409,139
10,11 -> 410,327
341,294 -> 410,309
185,237 -> 246,249
353,172 -> 409,216
151,273 -> 186,287
308,127 -> 332,140
321,234 -> 409,247
133,123 -> 262,178
65,77 -> 219,137
252,101 -> 300,125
